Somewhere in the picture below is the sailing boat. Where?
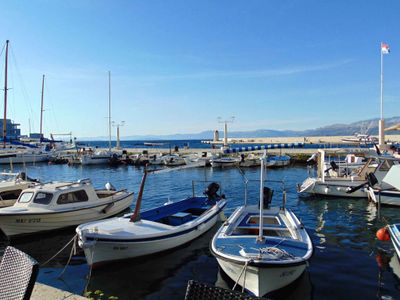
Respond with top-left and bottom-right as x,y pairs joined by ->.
78,71 -> 114,165
210,153 -> 313,296
0,41 -> 49,164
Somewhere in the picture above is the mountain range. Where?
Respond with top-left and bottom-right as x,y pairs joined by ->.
80,116 -> 400,141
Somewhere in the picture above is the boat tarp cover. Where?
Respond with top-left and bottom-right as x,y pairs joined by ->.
382,165 -> 400,190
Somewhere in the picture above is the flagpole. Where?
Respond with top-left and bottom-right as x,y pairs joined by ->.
379,42 -> 385,147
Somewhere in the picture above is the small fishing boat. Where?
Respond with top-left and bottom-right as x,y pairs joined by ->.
162,154 -> 186,166
239,154 -> 261,168
79,150 -> 112,165
0,172 -> 39,208
267,155 -> 291,168
0,179 -> 133,237
76,170 -> 227,267
211,156 -> 240,168
211,155 -> 313,296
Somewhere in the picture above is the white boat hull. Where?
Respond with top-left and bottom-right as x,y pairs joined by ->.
0,153 -> 49,164
0,194 -> 133,237
80,212 -> 220,266
217,258 -> 306,296
368,188 -> 400,206
298,177 -> 366,198
80,156 -> 111,165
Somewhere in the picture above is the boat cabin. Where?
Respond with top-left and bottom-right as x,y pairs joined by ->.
12,179 -> 118,210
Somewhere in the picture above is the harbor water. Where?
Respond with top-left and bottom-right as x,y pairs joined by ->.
1,163 -> 399,299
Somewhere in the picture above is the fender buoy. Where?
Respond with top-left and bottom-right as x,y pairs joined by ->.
376,227 -> 390,241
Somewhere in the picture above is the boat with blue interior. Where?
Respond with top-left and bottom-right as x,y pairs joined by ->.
211,154 -> 313,296
76,170 -> 227,267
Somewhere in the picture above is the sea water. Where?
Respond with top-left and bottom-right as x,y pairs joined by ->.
1,163 -> 399,299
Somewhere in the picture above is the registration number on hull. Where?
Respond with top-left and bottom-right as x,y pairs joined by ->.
15,218 -> 41,223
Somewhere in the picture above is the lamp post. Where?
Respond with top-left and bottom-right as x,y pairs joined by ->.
218,116 -> 235,149
112,121 -> 125,150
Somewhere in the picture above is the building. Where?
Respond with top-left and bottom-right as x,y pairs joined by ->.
0,119 -> 21,139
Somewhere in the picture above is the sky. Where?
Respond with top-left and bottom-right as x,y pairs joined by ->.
1,0 -> 400,139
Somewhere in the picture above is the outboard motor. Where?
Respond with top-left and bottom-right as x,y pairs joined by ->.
17,172 -> 27,181
260,186 -> 273,209
204,182 -> 225,204
330,161 -> 339,171
367,172 -> 379,187
240,154 -> 245,162
105,182 -> 116,191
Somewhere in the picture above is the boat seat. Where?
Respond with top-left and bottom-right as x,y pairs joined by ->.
168,212 -> 192,226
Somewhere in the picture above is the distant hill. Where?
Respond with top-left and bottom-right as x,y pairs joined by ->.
79,116 -> 400,141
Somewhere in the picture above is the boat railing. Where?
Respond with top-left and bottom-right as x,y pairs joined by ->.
191,180 -> 223,198
54,178 -> 92,189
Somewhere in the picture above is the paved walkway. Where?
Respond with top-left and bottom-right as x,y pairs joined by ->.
31,283 -> 86,300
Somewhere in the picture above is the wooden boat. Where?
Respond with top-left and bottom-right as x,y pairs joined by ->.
0,179 -> 133,237
76,170 -> 227,267
211,155 -> 313,296
0,172 -> 39,208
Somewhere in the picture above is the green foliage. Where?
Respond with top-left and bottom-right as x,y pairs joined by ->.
84,289 -> 118,300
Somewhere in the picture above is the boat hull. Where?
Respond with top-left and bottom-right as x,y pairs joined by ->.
298,177 -> 366,198
368,188 -> 400,206
0,193 -> 133,237
78,198 -> 227,266
82,212 -> 220,266
0,153 -> 49,164
216,257 -> 306,296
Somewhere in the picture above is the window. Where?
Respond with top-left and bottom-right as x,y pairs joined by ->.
57,190 -> 89,205
18,192 -> 34,203
33,192 -> 53,205
0,189 -> 22,200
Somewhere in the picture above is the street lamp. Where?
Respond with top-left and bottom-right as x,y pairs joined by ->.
112,121 -> 125,149
218,116 -> 235,148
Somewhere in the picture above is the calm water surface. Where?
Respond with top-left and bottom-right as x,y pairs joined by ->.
1,163 -> 400,299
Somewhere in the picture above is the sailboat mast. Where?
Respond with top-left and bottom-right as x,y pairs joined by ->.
40,74 -> 45,142
108,71 -> 111,152
3,40 -> 9,148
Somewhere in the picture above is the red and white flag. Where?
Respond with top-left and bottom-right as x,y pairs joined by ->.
381,42 -> 390,54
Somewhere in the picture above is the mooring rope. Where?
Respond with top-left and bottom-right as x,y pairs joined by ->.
58,235 -> 78,278
41,234 -> 78,267
232,259 -> 250,292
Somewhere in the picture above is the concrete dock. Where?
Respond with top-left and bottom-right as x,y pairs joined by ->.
31,283 -> 86,300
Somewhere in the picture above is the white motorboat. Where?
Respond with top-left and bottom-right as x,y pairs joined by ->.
211,155 -> 313,296
0,172 -> 39,208
297,149 -> 393,198
76,171 -> 227,267
79,150 -> 112,165
162,154 -> 186,166
0,179 -> 133,237
239,154 -> 261,168
0,149 -> 49,164
211,156 -> 240,168
342,134 -> 378,144
146,153 -> 164,165
367,164 -> 400,206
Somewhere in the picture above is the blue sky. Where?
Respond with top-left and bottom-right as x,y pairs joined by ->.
1,0 -> 399,138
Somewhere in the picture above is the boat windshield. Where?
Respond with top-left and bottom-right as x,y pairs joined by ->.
33,192 -> 53,205
18,192 -> 34,203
